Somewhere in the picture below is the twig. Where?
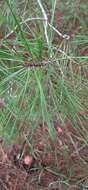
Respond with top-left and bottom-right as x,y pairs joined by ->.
37,0 -> 49,46
0,178 -> 9,190
48,23 -> 70,40
3,17 -> 46,40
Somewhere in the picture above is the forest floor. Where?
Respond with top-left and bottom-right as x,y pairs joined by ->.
0,120 -> 88,190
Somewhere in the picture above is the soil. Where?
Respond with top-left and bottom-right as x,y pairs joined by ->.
0,121 -> 88,190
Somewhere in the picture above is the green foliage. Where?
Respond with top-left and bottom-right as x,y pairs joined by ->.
0,0 -> 88,143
